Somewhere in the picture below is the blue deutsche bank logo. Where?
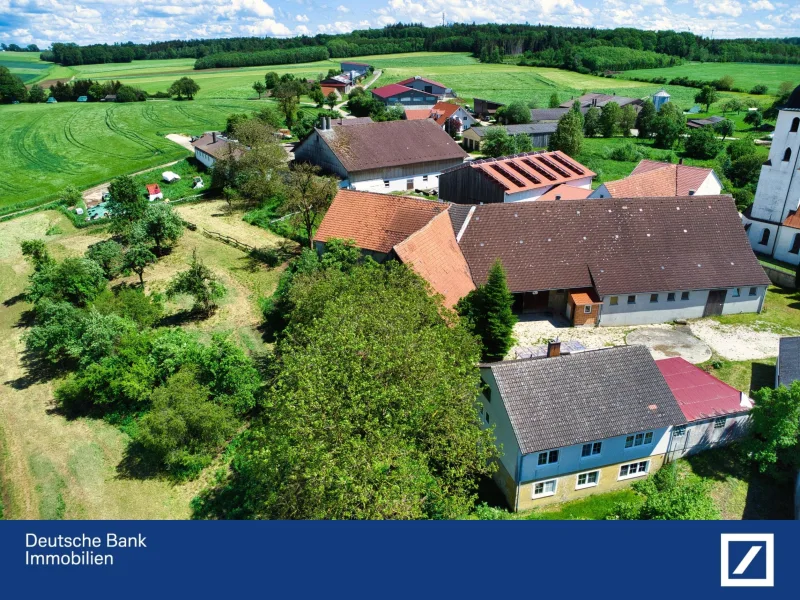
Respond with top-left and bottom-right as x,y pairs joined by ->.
720,534 -> 774,587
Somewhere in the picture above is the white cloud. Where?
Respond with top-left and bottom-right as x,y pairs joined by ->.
755,20 -> 774,29
295,14 -> 309,22
694,0 -> 743,17
295,25 -> 310,34
750,0 -> 774,8
337,4 -> 350,12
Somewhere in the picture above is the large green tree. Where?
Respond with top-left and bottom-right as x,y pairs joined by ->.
746,382 -> 800,479
0,66 -> 27,103
26,257 -> 107,307
694,85 -> 719,112
499,101 -> 531,124
583,106 -> 601,137
195,262 -> 497,520
599,101 -> 621,138
684,125 -> 723,159
481,127 -> 515,158
619,104 -> 637,138
166,250 -> 226,315
136,203 -> 185,256
652,102 -> 685,149
168,77 -> 200,100
107,175 -> 148,234
123,244 -> 157,287
456,259 -> 517,362
635,100 -> 657,139
548,109 -> 583,156
285,163 -> 339,249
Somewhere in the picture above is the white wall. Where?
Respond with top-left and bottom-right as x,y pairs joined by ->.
505,178 -> 593,203
743,215 -> 779,255
351,172 -> 441,193
195,149 -> 215,169
598,286 -> 766,326
518,427 -> 671,483
670,413 -> 750,459
771,225 -> 800,266
696,172 -> 723,196
750,109 -> 800,224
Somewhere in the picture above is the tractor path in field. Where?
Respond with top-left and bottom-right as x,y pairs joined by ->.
81,158 -> 184,207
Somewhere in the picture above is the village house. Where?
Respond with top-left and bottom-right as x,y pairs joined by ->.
340,61 -> 370,77
313,190 -> 474,307
319,74 -> 353,96
473,98 -> 504,119
741,85 -> 800,264
657,357 -> 753,460
371,83 -> 439,108
458,196 -> 769,326
404,101 -> 477,134
478,344 -> 686,510
191,132 -> 239,169
316,190 -> 769,326
561,92 -> 643,112
461,123 -> 558,152
397,76 -> 452,98
293,117 -> 467,192
439,151 -> 594,204
589,159 -> 723,198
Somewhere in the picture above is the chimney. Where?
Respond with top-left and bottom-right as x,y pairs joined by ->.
212,132 -> 216,143
547,339 -> 561,358
555,195 -> 562,200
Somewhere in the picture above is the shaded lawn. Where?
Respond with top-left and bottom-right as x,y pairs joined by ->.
523,489 -> 641,520
699,357 -> 776,395
683,445 -> 793,520
713,286 -> 800,335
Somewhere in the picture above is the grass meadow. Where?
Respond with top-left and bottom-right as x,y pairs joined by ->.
622,61 -> 800,95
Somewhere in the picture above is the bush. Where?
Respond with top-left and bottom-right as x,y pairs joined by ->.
26,257 -> 107,306
250,246 -> 282,268
684,126 -> 723,159
750,84 -> 769,95
607,141 -> 645,162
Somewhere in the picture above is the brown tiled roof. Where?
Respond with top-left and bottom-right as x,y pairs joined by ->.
430,102 -> 460,126
314,189 -> 448,254
601,160 -> 716,198
191,132 -> 240,161
394,211 -> 475,308
448,151 -> 594,193
783,211 -> 800,229
404,109 -> 432,120
538,184 -> 593,201
316,119 -> 467,173
458,196 -> 770,295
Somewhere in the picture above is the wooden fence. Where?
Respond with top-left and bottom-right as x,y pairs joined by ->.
201,228 -> 256,252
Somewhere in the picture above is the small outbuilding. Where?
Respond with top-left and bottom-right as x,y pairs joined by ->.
46,97 -> 57,103
162,171 -> 181,183
146,183 -> 163,202
77,96 -> 88,102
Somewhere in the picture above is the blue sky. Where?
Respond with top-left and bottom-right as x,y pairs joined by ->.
0,0 -> 798,48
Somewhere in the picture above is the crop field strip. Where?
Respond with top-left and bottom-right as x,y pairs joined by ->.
622,61 -> 800,94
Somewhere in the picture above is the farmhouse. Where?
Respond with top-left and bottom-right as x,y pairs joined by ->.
190,132 -> 240,169
478,344 -> 686,510
687,115 -> 725,129
657,357 -> 752,460
397,76 -> 452,97
561,93 -> 643,111
293,118 -> 467,192
439,151 -> 594,204
371,83 -> 439,108
319,74 -> 353,95
145,183 -> 163,202
741,84 -> 800,265
458,196 -> 769,326
404,102 -> 476,134
313,190 -> 474,307
461,123 -> 558,152
589,160 -> 722,198
340,61 -> 370,77
530,107 -> 575,122
473,98 -> 504,119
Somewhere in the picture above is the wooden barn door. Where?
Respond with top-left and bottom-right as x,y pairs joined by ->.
703,290 -> 727,317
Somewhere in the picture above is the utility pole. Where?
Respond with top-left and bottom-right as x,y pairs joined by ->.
442,11 -> 446,27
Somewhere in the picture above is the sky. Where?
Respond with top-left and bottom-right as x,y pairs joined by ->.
0,0 -> 798,48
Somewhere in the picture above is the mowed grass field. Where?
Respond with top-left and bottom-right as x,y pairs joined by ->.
622,61 -> 800,95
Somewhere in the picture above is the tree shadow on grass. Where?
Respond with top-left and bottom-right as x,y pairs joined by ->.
3,293 -> 26,308
3,347 -> 68,390
116,441 -> 167,481
157,309 -> 208,328
750,362 -> 776,393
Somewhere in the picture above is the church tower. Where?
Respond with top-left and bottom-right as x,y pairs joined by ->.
744,85 -> 800,263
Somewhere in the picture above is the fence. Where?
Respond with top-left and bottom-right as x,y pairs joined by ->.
201,228 -> 256,252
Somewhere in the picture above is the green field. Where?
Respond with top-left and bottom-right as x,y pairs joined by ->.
622,61 -> 800,95
0,51 -> 52,83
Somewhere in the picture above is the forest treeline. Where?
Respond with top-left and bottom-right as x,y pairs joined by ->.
37,24 -> 800,70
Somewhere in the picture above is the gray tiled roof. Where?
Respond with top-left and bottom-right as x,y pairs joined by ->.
469,123 -> 558,138
778,336 -> 800,387
485,345 -> 686,454
447,204 -> 472,238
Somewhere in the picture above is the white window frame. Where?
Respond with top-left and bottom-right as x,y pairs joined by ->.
537,449 -> 559,465
422,175 -> 429,182
618,460 -> 650,481
383,180 -> 390,188
583,305 -> 592,314
576,470 -> 600,490
624,431 -> 654,448
532,479 -> 557,498
581,441 -> 602,457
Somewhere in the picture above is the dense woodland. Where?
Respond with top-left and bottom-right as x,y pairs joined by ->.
36,24 -> 800,69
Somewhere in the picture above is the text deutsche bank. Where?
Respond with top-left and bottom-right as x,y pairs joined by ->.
24,533 -> 146,566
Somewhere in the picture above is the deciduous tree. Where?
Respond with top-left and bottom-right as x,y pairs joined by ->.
599,101 -> 621,137
285,163 -> 339,249
166,250 -> 226,315
137,203 -> 184,256
548,109 -> 583,156
694,85 -> 719,113
123,244 -> 157,287
252,81 -> 266,99
746,382 -> 800,479
635,100 -> 656,139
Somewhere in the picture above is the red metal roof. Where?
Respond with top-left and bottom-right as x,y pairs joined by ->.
656,357 -> 753,422
467,151 -> 595,193
371,83 -> 414,99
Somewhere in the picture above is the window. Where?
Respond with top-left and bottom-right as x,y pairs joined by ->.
625,431 -> 654,448
610,296 -> 618,306
581,442 -> 602,457
681,291 -> 690,301
618,461 -> 649,480
383,180 -> 390,188
714,417 -> 726,429
533,479 -> 557,498
749,287 -> 757,297
673,425 -> 686,437
792,117 -> 800,133
759,229 -> 770,246
784,147 -> 792,162
576,471 -> 599,489
538,450 -> 559,465
484,411 -> 490,424
732,288 -> 741,298
583,305 -> 592,314
650,294 -> 659,303
791,234 -> 800,254
422,175 -> 428,182
667,293 -> 676,302
627,295 -> 636,305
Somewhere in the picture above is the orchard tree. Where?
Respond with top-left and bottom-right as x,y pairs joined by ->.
167,250 -> 226,316
599,101 -> 621,138
635,100 -> 657,139
694,85 -> 719,112
264,72 -> 279,90
619,104 -> 637,138
26,257 -> 107,306
308,87 -> 324,107
273,82 -> 299,127
123,244 -> 157,287
137,203 -> 184,256
252,81 -> 266,99
168,77 -> 200,100
744,109 -> 764,129
746,382 -> 800,479
714,118 -> 735,141
548,109 -> 583,156
456,259 -> 517,362
652,102 -> 685,149
285,163 -> 339,249
85,240 -> 124,279
325,91 -> 338,110
684,126 -> 723,159
583,106 -> 601,137
107,175 -> 148,234
21,240 -> 54,272
229,118 -> 288,203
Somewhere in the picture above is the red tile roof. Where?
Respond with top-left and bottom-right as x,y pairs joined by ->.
783,210 -> 800,229
398,76 -> 447,89
371,83 -> 414,99
430,102 -> 460,126
458,195 -> 770,295
146,184 -> 161,195
314,189 -> 448,254
656,357 -> 753,422
404,109 -> 432,120
320,86 -> 341,97
538,184 -> 593,201
394,211 -> 475,308
601,160 -> 716,198
460,151 -> 595,193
